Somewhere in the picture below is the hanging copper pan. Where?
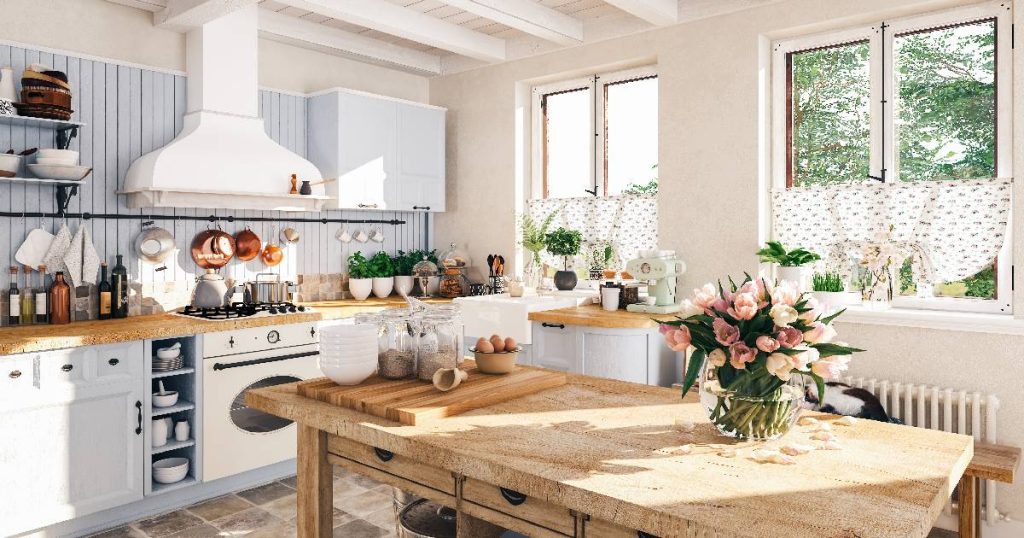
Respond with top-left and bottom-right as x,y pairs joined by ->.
235,227 -> 262,262
191,228 -> 235,269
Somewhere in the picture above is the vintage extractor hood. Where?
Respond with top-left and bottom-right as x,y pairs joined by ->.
121,5 -> 328,211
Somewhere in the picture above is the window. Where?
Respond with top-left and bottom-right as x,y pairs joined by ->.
533,67 -> 658,199
773,2 -> 1011,313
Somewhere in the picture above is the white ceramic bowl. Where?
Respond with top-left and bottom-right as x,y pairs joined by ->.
27,163 -> 91,181
320,352 -> 377,366
320,359 -> 377,386
320,324 -> 378,339
36,157 -> 77,166
152,457 -> 189,484
152,391 -> 179,408
36,149 -> 79,162
0,153 -> 21,176
155,348 -> 180,360
320,342 -> 377,352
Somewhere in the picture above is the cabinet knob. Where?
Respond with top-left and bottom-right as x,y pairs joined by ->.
61,364 -> 73,372
108,358 -> 120,366
8,369 -> 21,379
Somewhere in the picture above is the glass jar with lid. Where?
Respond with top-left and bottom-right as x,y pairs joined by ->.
434,304 -> 464,357
378,310 -> 418,379
416,312 -> 460,381
439,242 -> 468,269
412,256 -> 439,298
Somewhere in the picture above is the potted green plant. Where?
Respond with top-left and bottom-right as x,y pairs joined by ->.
584,241 -> 616,281
812,272 -> 854,310
347,252 -> 373,301
545,227 -> 582,291
368,251 -> 395,298
391,251 -> 417,297
519,211 -> 557,288
756,241 -> 821,287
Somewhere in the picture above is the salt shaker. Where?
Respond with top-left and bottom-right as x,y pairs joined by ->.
175,419 -> 190,442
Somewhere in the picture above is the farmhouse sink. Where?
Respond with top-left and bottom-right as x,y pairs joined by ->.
454,294 -> 591,344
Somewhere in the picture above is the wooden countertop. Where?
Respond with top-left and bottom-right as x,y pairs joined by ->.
528,303 -> 677,329
0,296 -> 451,356
248,374 -> 973,538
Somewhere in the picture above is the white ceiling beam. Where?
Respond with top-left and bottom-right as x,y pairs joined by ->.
258,9 -> 441,75
107,0 -> 167,12
272,0 -> 506,62
436,0 -> 582,46
155,0 -> 260,31
603,0 -> 678,26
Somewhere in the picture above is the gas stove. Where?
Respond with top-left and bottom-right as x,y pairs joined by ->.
174,302 -> 310,321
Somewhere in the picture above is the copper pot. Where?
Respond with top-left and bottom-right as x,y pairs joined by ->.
191,229 -> 235,269
235,228 -> 262,262
261,243 -> 284,267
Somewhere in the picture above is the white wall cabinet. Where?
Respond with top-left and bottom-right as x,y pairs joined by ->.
0,342 -> 145,536
529,322 -> 678,386
308,89 -> 446,212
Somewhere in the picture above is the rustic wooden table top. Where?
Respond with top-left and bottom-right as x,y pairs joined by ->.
528,303 -> 678,329
248,373 -> 973,538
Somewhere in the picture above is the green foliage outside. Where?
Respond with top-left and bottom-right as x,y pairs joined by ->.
622,165 -> 659,195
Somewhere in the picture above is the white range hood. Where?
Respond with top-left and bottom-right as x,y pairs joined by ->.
121,6 -> 328,212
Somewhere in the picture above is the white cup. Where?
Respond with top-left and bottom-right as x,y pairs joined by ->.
152,419 -> 168,448
601,287 -> 620,311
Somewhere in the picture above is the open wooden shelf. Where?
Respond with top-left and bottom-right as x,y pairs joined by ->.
0,114 -> 84,130
151,399 -> 195,417
151,367 -> 195,379
152,437 -> 196,455
0,176 -> 87,187
150,477 -> 197,496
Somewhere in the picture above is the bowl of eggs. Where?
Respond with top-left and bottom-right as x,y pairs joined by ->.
471,334 -> 520,375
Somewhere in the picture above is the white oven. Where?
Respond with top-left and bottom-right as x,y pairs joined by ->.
202,322 -> 321,481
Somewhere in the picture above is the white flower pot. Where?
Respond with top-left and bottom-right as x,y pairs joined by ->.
394,276 -> 414,297
349,278 -> 373,301
372,277 -> 394,298
812,291 -> 848,312
776,266 -> 810,289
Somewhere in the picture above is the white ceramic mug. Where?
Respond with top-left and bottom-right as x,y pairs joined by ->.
152,419 -> 168,448
175,420 -> 190,442
353,229 -> 369,243
336,227 -> 352,243
370,227 -> 385,243
601,287 -> 621,311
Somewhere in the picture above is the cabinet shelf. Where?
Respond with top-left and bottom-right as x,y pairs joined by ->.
0,176 -> 87,187
151,437 -> 195,455
151,367 -> 195,379
151,400 -> 194,417
150,477 -> 197,496
0,114 -> 84,130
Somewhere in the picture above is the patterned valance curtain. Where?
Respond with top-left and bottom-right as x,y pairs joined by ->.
526,194 -> 658,268
771,178 -> 1011,285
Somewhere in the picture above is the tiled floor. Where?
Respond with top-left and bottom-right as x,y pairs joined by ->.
90,466 -> 396,538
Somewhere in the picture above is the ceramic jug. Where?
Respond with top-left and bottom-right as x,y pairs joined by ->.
152,418 -> 168,448
174,420 -> 190,442
0,66 -> 16,102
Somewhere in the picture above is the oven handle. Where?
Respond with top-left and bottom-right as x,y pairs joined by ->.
212,350 -> 319,371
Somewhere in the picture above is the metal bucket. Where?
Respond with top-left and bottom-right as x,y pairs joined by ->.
398,499 -> 457,538
393,488 -> 421,534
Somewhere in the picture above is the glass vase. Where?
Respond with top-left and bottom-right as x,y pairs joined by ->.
860,265 -> 893,311
698,361 -> 803,440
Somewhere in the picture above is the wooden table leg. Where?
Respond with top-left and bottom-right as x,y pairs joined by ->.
958,474 -> 977,538
297,425 -> 333,538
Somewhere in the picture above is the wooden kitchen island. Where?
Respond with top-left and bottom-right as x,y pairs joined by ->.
247,370 -> 973,538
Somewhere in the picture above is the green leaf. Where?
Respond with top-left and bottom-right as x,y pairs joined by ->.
811,342 -> 865,357
680,349 -> 706,397
819,308 -> 847,325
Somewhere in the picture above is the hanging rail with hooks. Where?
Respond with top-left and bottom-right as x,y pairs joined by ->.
0,211 -> 407,225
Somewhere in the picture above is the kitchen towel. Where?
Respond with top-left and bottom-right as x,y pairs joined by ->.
14,226 -> 55,269
63,226 -> 101,287
42,223 -> 72,275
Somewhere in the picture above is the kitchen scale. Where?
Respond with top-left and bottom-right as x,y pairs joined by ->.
625,250 -> 686,314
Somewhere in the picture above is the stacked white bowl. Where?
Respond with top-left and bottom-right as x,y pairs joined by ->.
319,324 -> 379,385
152,457 -> 189,484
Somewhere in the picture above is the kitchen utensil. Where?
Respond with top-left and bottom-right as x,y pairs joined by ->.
289,174 -> 298,195
27,164 -> 91,181
336,227 -> 352,243
601,286 -> 621,311
299,180 -> 312,195
234,228 -> 262,262
281,227 -> 300,244
0,153 -> 21,177
134,225 -> 176,264
242,273 -> 293,304
472,347 -> 520,375
152,381 -> 179,408
486,255 -> 494,277
319,359 -> 377,386
0,66 -> 16,102
370,227 -> 385,243
152,418 -> 168,448
174,420 -> 190,442
190,228 -> 234,269
497,255 -> 505,276
36,149 -> 79,162
35,157 -> 77,166
15,226 -> 54,268
432,368 -> 468,392
155,342 -> 181,360
624,252 -> 685,314
152,457 -> 189,484
353,229 -> 369,243
190,268 -> 233,309
261,243 -> 284,267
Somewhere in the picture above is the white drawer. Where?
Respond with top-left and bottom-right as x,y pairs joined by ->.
94,342 -> 143,381
38,348 -> 88,386
531,322 -> 578,373
0,354 -> 36,393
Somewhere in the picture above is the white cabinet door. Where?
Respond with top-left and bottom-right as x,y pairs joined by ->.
395,103 -> 446,212
531,322 -> 579,372
579,327 -> 650,385
0,345 -> 144,536
337,92 -> 398,210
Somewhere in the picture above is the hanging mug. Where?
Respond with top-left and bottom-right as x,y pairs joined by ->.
370,226 -> 385,243
336,227 -> 352,243
353,229 -> 369,243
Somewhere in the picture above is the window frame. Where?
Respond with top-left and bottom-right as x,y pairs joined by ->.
531,66 -> 658,199
771,1 -> 1013,314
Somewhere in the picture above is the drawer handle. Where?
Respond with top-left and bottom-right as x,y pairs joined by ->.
373,447 -> 394,462
499,487 -> 527,506
61,364 -> 73,372
135,401 -> 143,435
638,532 -> 659,538
541,322 -> 565,329
358,203 -> 379,209
108,358 -> 120,366
8,369 -> 22,379
413,205 -> 431,210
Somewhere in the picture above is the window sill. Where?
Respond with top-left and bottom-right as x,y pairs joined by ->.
835,305 -> 1024,336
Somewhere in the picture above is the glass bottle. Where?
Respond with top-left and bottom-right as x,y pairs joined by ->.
6,266 -> 20,326
98,262 -> 112,320
378,310 -> 417,380
35,265 -> 48,324
111,255 -> 129,319
416,312 -> 459,381
49,272 -> 71,325
19,266 -> 33,325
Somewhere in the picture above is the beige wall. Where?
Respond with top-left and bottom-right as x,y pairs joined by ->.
0,0 -> 430,102
429,0 -> 1024,522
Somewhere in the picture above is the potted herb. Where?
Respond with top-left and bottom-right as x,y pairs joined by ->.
585,241 -> 616,281
756,241 -> 821,288
368,251 -> 395,298
347,252 -> 373,301
392,251 -> 417,297
519,211 -> 557,288
812,272 -> 854,310
545,227 -> 582,291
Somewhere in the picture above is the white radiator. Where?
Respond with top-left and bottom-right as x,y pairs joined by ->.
841,376 -> 1001,526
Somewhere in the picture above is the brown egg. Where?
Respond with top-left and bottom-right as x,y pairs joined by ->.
489,335 -> 506,352
475,337 -> 489,349
476,339 -> 495,354
504,337 -> 517,351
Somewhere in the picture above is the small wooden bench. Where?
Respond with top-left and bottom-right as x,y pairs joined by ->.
959,442 -> 1021,538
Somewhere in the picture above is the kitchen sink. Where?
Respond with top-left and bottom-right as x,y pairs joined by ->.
454,293 -> 593,344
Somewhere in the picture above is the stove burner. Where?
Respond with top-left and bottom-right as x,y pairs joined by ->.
178,302 -> 306,320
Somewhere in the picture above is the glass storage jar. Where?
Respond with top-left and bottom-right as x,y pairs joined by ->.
434,304 -> 464,357
416,312 -> 460,381
378,310 -> 417,379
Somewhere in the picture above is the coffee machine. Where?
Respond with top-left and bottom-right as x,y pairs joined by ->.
625,250 -> 685,314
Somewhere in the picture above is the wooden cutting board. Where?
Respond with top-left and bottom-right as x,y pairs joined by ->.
297,362 -> 566,425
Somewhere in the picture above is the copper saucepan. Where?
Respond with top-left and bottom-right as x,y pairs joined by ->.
191,228 -> 236,269
235,227 -> 262,262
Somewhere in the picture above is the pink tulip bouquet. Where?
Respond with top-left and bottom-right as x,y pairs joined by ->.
661,275 -> 862,439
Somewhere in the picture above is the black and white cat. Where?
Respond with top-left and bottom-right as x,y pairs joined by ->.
804,381 -> 893,423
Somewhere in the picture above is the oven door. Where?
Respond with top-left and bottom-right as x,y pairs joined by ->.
202,346 -> 321,481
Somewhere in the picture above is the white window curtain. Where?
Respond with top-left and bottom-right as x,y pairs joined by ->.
771,178 -> 1011,285
526,194 -> 658,269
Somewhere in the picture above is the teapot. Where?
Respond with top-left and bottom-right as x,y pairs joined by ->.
191,269 -> 233,309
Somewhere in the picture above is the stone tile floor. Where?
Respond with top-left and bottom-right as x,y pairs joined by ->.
89,466 -> 396,538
